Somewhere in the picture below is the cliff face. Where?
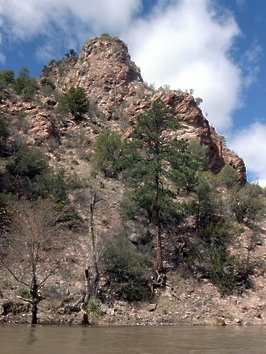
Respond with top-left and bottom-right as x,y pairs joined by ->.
42,35 -> 246,182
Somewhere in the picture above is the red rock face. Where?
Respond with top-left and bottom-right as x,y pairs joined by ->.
44,35 -> 246,182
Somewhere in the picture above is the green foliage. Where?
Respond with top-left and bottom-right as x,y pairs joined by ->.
230,183 -> 265,223
17,287 -> 31,299
6,146 -> 48,180
198,221 -> 241,293
122,100 -> 189,222
102,238 -> 151,301
5,146 -> 70,200
0,116 -> 9,143
217,165 -> 239,189
83,298 -> 102,318
13,68 -> 38,100
194,97 -> 203,106
93,130 -> 123,177
176,141 -> 208,192
0,70 -> 15,87
64,49 -> 77,58
57,87 -> 88,119
120,100 -> 200,270
40,78 -> 55,90
188,171 -> 221,229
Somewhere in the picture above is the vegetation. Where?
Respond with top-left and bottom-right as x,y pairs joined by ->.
13,67 -> 39,101
92,130 -> 123,177
120,100 -> 196,272
102,237 -> 151,301
0,54 -> 265,325
0,199 -> 66,324
57,87 -> 89,120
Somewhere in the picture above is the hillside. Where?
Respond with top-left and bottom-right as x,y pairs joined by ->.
0,35 -> 265,326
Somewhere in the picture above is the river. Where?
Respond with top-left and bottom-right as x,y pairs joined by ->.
0,325 -> 265,354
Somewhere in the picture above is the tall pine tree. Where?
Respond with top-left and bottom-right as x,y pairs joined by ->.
122,100 -> 195,272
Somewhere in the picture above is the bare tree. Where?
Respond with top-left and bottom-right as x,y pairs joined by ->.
84,192 -> 102,303
0,198 -> 66,324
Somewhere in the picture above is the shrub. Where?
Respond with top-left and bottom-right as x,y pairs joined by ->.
92,130 -> 123,178
83,299 -> 102,318
102,238 -> 151,301
57,87 -> 88,120
0,116 -> 9,144
6,146 -> 48,180
0,70 -> 15,87
230,183 -> 265,223
13,68 -> 39,101
197,221 -> 244,293
217,165 -> 239,189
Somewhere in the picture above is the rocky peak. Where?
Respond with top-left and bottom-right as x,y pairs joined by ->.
41,35 -> 246,182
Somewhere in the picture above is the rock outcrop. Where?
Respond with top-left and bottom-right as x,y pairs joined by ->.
42,35 -> 246,182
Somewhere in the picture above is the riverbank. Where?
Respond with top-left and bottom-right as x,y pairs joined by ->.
1,271 -> 265,326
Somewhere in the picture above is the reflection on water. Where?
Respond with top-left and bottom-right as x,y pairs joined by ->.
0,325 -> 265,354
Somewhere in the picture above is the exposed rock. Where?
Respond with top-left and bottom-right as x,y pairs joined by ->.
204,317 -> 226,326
147,303 -> 157,312
42,35 -> 246,181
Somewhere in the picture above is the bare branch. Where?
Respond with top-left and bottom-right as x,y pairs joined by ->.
0,259 -> 29,287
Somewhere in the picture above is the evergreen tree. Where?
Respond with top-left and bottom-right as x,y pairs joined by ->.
57,87 -> 88,120
122,100 -> 194,272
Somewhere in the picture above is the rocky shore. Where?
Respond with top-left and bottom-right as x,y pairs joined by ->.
1,271 -> 265,327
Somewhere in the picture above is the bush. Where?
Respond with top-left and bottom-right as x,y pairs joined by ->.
102,238 -> 151,301
5,146 -> 70,200
93,130 -> 123,178
83,299 -> 102,318
13,69 -> 39,101
57,87 -> 88,119
197,221 -> 244,293
0,70 -> 15,88
6,146 -> 48,179
217,165 -> 239,189
0,116 -> 9,145
230,183 -> 265,223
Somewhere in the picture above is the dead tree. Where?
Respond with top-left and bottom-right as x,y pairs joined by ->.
0,198 -> 64,324
84,192 -> 102,303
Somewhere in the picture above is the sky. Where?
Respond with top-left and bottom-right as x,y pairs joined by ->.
0,0 -> 265,185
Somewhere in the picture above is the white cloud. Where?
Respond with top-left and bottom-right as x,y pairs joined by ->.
229,122 -> 266,186
124,0 -> 242,132
241,41 -> 262,87
0,0 -> 141,52
0,52 -> 5,64
236,0 -> 247,10
0,0 -> 257,135
0,0 -> 141,37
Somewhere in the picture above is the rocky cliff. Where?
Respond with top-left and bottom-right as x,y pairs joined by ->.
42,34 -> 246,182
2,35 -> 264,327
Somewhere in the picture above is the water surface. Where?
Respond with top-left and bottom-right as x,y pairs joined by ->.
0,325 -> 265,354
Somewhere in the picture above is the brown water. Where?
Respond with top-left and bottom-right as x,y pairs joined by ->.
0,325 -> 265,354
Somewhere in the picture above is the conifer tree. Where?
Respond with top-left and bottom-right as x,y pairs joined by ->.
122,100 -> 194,272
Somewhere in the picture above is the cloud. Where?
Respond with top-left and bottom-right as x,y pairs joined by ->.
236,0 -> 247,10
229,122 -> 266,186
0,0 -> 256,134
240,41 -> 262,87
0,0 -> 141,52
124,0 -> 242,132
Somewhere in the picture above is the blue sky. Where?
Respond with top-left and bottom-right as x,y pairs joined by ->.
0,0 -> 265,185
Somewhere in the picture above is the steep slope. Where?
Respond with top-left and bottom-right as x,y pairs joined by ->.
42,34 -> 246,182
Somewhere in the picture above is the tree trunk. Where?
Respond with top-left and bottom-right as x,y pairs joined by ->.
156,220 -> 163,272
31,301 -> 38,325
89,194 -> 100,298
84,193 -> 101,302
30,269 -> 38,325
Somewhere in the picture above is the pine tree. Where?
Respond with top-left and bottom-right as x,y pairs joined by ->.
122,100 -> 194,272
58,87 -> 88,120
